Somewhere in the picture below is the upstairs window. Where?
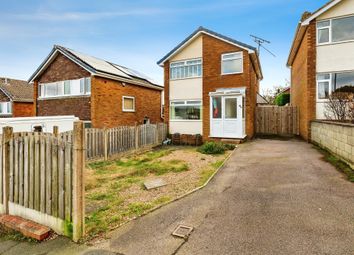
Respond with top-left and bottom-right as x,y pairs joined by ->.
221,52 -> 243,75
317,20 -> 330,44
332,16 -> 354,42
39,77 -> 91,98
0,102 -> 12,115
170,59 -> 202,80
317,16 -> 354,44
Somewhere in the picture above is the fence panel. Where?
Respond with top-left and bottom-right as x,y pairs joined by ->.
256,106 -> 299,136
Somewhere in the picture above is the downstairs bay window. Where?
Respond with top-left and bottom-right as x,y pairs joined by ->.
39,77 -> 91,98
317,71 -> 354,100
170,100 -> 202,120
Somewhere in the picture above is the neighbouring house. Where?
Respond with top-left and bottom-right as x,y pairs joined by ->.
29,45 -> 163,128
158,27 -> 262,141
257,93 -> 269,106
287,0 -> 354,140
0,77 -> 34,117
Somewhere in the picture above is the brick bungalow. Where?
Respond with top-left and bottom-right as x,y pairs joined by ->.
287,0 -> 354,140
29,45 -> 163,128
157,27 -> 262,141
0,77 -> 34,117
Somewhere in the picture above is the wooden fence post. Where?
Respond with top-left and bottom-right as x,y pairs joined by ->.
104,128 -> 108,161
53,126 -> 59,137
72,121 -> 85,242
135,125 -> 139,150
2,126 -> 13,214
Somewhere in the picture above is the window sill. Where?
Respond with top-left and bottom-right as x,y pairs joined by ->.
123,110 -> 135,113
317,39 -> 354,47
170,76 -> 202,81
221,71 -> 243,76
170,120 -> 202,122
38,95 -> 91,100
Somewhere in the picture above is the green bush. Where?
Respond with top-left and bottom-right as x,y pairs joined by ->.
275,93 -> 290,106
223,143 -> 236,150
197,142 -> 226,155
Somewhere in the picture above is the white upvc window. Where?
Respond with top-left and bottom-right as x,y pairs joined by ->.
39,77 -> 91,99
317,73 -> 331,100
317,15 -> 354,45
221,52 -> 243,75
122,96 -> 135,112
170,100 -> 202,121
0,102 -> 12,115
316,71 -> 354,100
170,58 -> 202,80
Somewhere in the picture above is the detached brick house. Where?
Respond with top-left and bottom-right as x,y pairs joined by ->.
0,77 -> 34,117
29,45 -> 163,128
158,27 -> 262,141
287,0 -> 354,140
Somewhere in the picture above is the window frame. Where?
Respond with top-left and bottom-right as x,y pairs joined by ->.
317,15 -> 354,45
39,77 -> 91,99
169,58 -> 202,80
122,96 -> 136,112
169,100 -> 202,122
221,52 -> 243,75
316,74 -> 331,101
0,102 -> 12,115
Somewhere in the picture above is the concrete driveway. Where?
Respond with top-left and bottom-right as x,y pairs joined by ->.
95,139 -> 354,255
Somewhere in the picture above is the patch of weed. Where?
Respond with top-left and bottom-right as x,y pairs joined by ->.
315,145 -> 354,182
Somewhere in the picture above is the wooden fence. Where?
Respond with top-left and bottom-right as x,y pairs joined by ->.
63,123 -> 167,161
0,122 -> 85,242
256,106 -> 299,136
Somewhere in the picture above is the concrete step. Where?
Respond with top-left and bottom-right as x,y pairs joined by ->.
0,215 -> 51,241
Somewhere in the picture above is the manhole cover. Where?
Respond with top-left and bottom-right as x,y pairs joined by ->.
172,225 -> 193,239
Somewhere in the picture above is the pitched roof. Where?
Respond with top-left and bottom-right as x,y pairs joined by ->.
29,45 -> 163,90
0,77 -> 33,102
287,0 -> 343,66
157,26 -> 262,80
257,93 -> 269,105
301,0 -> 342,25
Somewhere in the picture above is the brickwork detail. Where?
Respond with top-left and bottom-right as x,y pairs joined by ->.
91,76 -> 162,128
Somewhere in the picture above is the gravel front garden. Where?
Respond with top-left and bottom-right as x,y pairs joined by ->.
84,145 -> 232,242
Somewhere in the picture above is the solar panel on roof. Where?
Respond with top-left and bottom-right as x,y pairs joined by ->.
114,64 -> 157,84
65,48 -> 132,79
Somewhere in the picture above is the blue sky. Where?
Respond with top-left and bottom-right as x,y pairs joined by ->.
0,0 -> 328,92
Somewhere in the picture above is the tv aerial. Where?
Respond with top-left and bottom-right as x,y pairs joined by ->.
250,35 -> 276,57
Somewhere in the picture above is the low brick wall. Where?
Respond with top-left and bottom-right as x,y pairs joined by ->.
311,120 -> 354,168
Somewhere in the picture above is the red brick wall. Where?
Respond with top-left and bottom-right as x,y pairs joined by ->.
91,76 -> 162,128
202,34 -> 257,140
36,96 -> 91,120
291,21 -> 316,141
13,102 -> 34,117
34,53 -> 91,120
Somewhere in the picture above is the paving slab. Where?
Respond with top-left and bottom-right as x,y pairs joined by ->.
144,178 -> 167,190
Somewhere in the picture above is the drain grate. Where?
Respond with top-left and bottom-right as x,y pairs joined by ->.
172,225 -> 193,239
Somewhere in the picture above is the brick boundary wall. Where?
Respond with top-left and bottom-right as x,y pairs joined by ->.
311,120 -> 354,168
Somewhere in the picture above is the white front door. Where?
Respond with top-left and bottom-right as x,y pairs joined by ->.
210,95 -> 244,138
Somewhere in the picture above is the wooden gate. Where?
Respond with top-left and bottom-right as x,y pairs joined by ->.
256,106 -> 299,136
0,122 -> 85,241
